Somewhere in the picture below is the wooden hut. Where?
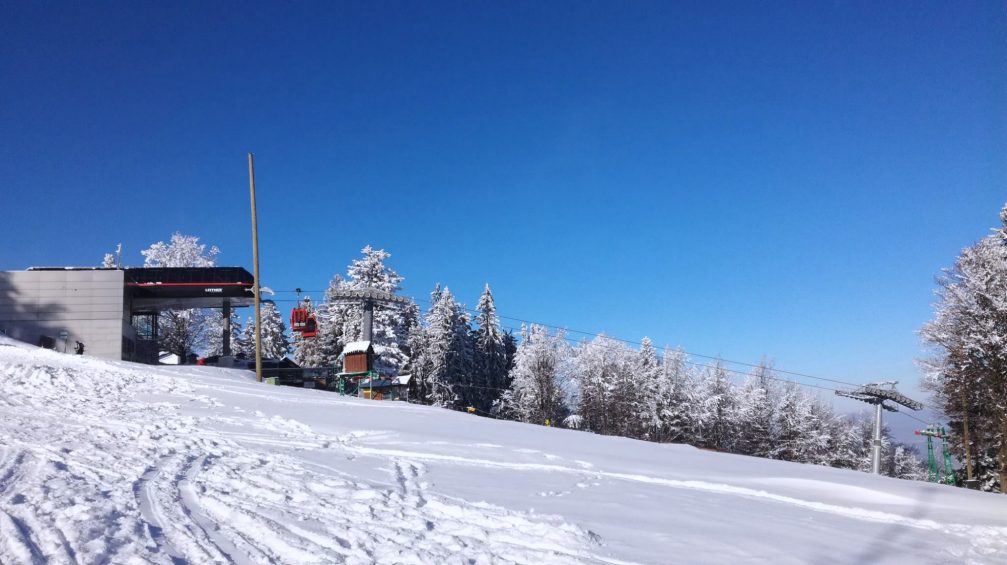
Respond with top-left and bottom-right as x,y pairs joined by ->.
341,341 -> 374,375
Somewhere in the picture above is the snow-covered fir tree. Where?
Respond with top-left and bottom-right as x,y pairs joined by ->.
140,233 -> 220,361
733,363 -> 777,457
141,233 -> 219,268
570,335 -> 622,435
920,202 -> 1007,491
258,302 -> 291,359
699,362 -> 739,451
633,337 -> 662,440
302,247 -> 412,374
772,382 -> 815,462
204,309 -> 242,357
410,287 -> 471,407
236,304 -> 291,359
471,284 -> 508,413
498,325 -> 573,426
653,347 -> 694,443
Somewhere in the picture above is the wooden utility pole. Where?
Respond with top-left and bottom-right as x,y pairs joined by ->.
248,152 -> 263,383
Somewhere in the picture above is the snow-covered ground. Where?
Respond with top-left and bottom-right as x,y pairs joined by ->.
1,337 -> 1005,564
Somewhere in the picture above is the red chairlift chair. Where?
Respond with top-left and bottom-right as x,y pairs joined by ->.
290,289 -> 318,338
301,311 -> 317,338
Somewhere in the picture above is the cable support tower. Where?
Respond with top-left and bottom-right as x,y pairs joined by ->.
914,425 -> 955,485
835,381 -> 923,474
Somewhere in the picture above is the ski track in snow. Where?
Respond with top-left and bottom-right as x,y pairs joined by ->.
0,351 -> 622,564
2,345 -> 1006,564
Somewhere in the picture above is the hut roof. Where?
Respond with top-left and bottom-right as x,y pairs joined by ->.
343,341 -> 373,355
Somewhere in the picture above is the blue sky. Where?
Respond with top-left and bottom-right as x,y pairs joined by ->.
1,2 -> 1004,430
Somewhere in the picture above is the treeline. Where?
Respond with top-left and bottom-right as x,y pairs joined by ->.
296,246 -> 924,481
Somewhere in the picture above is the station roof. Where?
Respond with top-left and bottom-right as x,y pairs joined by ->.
124,267 -> 255,310
22,266 -> 256,311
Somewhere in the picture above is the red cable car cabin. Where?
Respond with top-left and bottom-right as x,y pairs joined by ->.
290,307 -> 318,338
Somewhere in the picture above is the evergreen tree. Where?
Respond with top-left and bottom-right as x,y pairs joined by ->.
773,382 -> 813,461
140,233 -> 220,361
204,309 -> 242,357
141,233 -> 219,268
300,247 -> 413,374
472,284 -> 508,413
921,203 -> 1007,491
571,335 -> 622,435
698,361 -> 738,451
632,337 -> 662,440
236,319 -> 255,358
498,325 -> 572,426
259,301 -> 291,359
802,396 -> 838,465
889,444 -> 928,481
734,363 -> 777,457
655,347 -> 694,443
411,286 -> 471,407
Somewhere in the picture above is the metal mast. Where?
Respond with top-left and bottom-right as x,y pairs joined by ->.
836,381 -> 923,474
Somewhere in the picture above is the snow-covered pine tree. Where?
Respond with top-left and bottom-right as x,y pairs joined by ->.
315,278 -> 348,367
259,301 -> 291,359
633,337 -> 663,440
342,246 -> 410,374
772,382 -> 813,462
498,325 -> 572,426
310,247 -> 412,374
698,361 -> 738,451
406,289 -> 434,403
920,203 -> 1007,491
502,331 -> 517,380
140,233 -> 220,361
410,287 -> 471,407
398,300 -> 421,368
888,444 -> 928,481
655,347 -> 694,443
570,335 -> 633,435
236,318 -> 255,358
826,415 -> 866,470
472,284 -> 508,413
204,309 -> 242,357
141,233 -> 219,268
802,396 -> 838,466
734,363 -> 777,457
102,253 -> 116,268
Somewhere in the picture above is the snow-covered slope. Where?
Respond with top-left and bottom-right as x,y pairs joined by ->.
1,337 -> 1005,564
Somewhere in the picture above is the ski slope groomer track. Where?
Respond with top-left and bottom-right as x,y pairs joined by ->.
1,337 -> 1005,564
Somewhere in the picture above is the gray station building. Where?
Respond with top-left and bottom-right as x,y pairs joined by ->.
0,267 -> 254,363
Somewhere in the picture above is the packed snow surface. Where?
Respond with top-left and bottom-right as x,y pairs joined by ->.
1,337 -> 1006,564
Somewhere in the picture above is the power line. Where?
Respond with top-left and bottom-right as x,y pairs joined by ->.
271,288 -> 861,390
413,295 -> 858,387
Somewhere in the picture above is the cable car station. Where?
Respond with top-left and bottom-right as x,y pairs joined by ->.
0,266 -> 255,364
